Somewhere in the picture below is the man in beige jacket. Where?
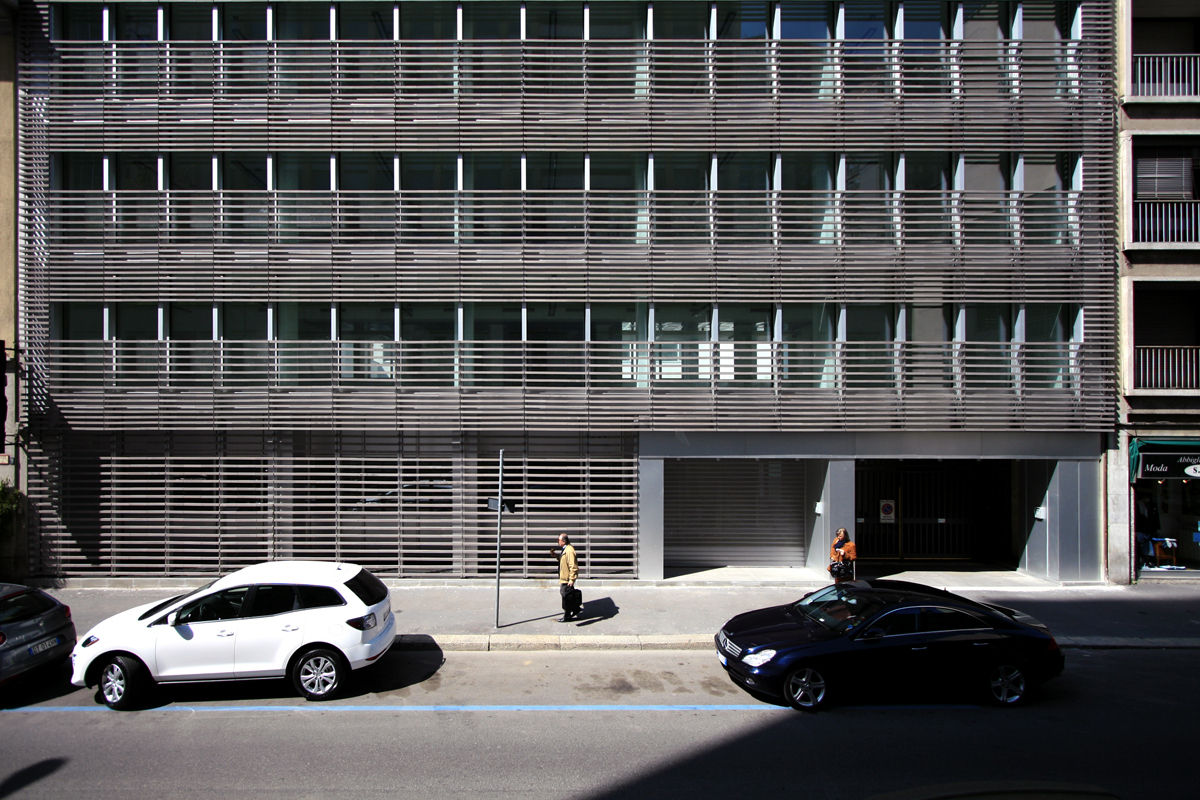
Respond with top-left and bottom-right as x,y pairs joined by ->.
553,533 -> 580,622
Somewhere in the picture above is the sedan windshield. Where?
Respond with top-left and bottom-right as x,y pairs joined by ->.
137,579 -> 218,621
792,585 -> 887,633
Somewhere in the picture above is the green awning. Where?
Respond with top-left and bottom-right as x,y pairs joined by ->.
1130,438 -> 1200,482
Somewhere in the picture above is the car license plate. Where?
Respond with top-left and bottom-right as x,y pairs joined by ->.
29,637 -> 60,656
718,652 -> 727,666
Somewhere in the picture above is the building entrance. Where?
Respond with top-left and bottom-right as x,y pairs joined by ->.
854,460 -> 1014,564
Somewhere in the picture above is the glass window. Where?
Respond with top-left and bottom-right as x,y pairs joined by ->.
340,153 -> 394,192
115,304 -> 158,339
169,304 -> 212,339
175,587 -> 249,624
399,1 -> 456,39
718,305 -> 772,341
846,153 -> 895,191
527,303 -> 585,341
169,4 -> 212,40
866,608 -> 919,637
781,305 -> 835,341
55,304 -> 104,340
169,154 -> 212,191
965,305 -> 1012,342
717,152 -> 771,192
222,4 -> 267,40
275,2 -> 328,40
221,153 -> 268,191
340,3 -> 393,39
114,3 -> 157,40
918,607 -> 987,632
780,153 -> 834,191
527,153 -> 584,190
221,304 -> 268,339
655,303 -> 710,342
277,303 -> 331,340
781,1 -> 832,39
655,153 -> 710,191
54,3 -> 102,40
903,1 -> 948,39
589,2 -> 646,39
844,0 -> 889,39
1025,304 -> 1070,343
654,2 -> 708,40
905,153 -> 952,191
296,584 -> 345,609
591,153 -> 647,191
463,2 -> 520,39
400,304 -> 456,340
340,303 -> 394,341
399,153 -> 456,190
246,585 -> 297,617
114,154 -> 157,191
591,303 -> 647,341
716,2 -> 770,40
846,305 -> 894,341
526,2 -> 584,39
467,304 -> 521,340
276,153 -> 330,191
1023,1 -> 1073,42
52,153 -> 103,191
463,153 -> 520,191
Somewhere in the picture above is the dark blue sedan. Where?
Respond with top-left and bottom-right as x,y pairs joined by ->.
716,579 -> 1064,711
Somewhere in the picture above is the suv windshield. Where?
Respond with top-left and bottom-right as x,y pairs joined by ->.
792,584 -> 887,633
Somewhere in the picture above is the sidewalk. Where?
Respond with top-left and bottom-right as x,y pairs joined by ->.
43,565 -> 1200,652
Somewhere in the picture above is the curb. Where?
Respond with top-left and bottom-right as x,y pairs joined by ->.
393,634 -> 1200,652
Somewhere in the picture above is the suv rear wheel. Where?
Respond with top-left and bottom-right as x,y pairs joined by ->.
291,648 -> 344,701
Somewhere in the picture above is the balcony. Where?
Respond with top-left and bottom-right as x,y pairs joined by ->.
1131,282 -> 1200,392
29,188 -> 1085,301
28,339 -> 1105,433
1130,55 -> 1200,99
1133,200 -> 1200,243
1135,346 -> 1200,390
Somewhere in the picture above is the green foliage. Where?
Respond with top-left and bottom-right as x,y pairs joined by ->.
0,480 -> 22,519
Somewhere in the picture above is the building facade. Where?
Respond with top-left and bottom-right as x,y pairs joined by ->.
1117,0 -> 1200,581
14,0 -> 1115,582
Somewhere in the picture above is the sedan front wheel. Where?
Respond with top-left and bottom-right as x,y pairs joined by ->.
784,665 -> 829,711
292,648 -> 344,701
98,655 -> 147,711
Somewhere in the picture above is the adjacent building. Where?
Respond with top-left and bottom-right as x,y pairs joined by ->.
12,1 -> 1116,582
1116,0 -> 1200,581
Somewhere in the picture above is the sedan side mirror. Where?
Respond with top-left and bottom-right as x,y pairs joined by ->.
858,629 -> 884,642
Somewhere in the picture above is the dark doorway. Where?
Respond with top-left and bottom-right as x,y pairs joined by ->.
854,460 -> 1014,564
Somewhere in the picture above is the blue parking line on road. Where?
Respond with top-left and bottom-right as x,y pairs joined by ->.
5,703 -> 781,714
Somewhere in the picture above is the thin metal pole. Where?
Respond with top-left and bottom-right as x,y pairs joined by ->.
495,448 -> 503,628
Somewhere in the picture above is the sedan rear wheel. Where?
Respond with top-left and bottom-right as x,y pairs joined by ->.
784,666 -> 829,711
292,648 -> 344,701
986,663 -> 1028,706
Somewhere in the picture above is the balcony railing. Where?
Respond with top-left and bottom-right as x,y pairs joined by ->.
36,189 -> 1080,251
1135,346 -> 1200,390
1131,54 -> 1200,98
1133,200 -> 1200,244
29,339 -> 1100,432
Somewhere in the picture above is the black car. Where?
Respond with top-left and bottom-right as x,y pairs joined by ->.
716,579 -> 1064,711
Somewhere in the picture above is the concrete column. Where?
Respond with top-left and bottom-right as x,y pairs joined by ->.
809,460 -> 855,569
638,458 -> 664,580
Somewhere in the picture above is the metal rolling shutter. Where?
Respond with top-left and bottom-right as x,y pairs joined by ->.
663,459 -> 808,567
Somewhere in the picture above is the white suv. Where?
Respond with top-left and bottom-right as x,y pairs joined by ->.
71,561 -> 395,709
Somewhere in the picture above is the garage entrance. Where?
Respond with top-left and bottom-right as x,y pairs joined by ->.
854,460 -> 1015,564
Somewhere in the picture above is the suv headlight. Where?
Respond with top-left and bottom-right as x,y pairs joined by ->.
742,649 -> 776,667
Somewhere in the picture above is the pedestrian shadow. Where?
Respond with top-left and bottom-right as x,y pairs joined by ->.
574,597 -> 619,626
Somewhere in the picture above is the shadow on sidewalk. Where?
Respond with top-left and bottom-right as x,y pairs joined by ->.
574,597 -> 619,627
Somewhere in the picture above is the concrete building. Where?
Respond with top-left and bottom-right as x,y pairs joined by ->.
1116,0 -> 1200,582
11,1 -> 1116,583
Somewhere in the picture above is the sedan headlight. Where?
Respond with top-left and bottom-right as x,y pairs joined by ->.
742,649 -> 776,667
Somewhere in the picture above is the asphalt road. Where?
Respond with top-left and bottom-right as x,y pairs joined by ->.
1,646 -> 1194,799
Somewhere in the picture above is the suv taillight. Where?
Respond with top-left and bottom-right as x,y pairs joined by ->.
346,612 -> 377,631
